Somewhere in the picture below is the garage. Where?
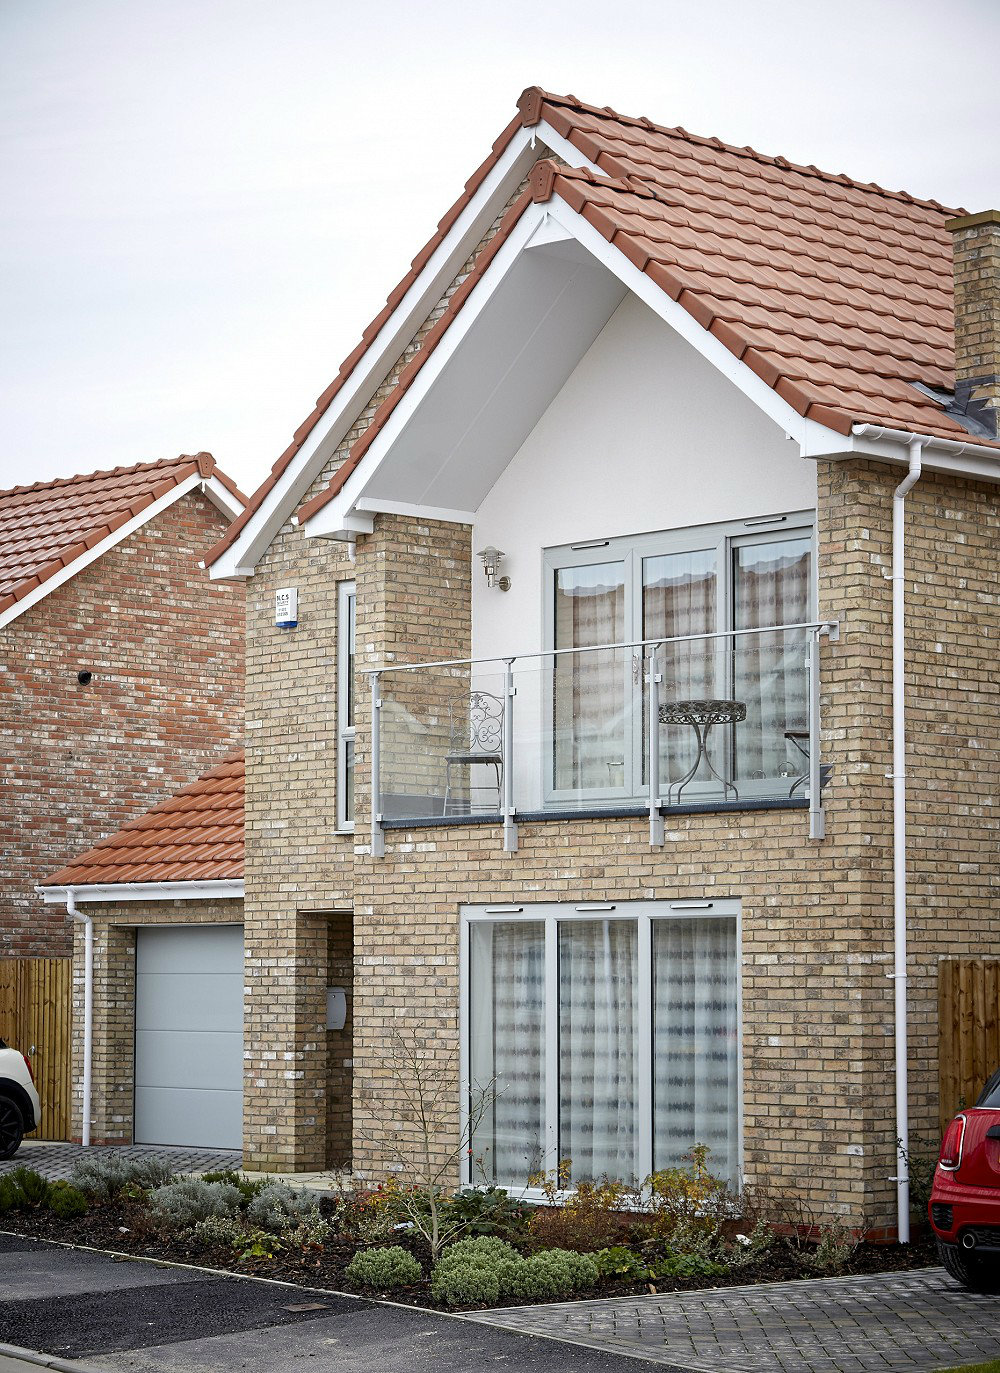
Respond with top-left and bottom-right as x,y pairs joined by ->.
134,925 -> 244,1150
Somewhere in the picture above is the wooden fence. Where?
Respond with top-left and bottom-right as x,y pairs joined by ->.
0,958 -> 72,1141
939,957 -> 1000,1134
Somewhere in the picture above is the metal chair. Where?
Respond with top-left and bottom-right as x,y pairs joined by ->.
443,691 -> 504,815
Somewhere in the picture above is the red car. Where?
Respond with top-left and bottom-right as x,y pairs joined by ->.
930,1067 -> 1000,1292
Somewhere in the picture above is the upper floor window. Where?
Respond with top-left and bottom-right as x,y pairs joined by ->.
543,513 -> 814,804
337,581 -> 356,830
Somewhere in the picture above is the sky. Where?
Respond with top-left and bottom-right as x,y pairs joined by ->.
2,0 -> 999,498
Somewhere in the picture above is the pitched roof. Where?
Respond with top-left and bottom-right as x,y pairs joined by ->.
41,752 -> 244,887
0,453 -> 247,619
202,113 -> 525,569
210,86 -> 989,557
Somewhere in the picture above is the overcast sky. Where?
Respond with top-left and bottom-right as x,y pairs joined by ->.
2,0 -> 998,497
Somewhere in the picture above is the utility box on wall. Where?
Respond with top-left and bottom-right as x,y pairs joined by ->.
326,986 -> 347,1031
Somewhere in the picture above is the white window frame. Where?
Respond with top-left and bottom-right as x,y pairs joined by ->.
459,898 -> 743,1198
336,580 -> 356,832
541,510 -> 816,807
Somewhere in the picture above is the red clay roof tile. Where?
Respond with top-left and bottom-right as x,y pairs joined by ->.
41,753 -> 244,887
221,88 -> 994,546
0,454 -> 245,616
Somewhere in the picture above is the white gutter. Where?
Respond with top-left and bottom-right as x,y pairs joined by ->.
890,436 -> 923,1244
38,880 -> 244,904
65,892 -> 93,1149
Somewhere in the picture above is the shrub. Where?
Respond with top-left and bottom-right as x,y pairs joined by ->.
336,1187 -> 400,1244
69,1155 -> 175,1200
246,1182 -> 318,1232
0,1175 -> 22,1213
149,1179 -> 242,1228
6,1167 -> 49,1206
286,1209 -> 331,1248
526,1175 -> 632,1253
435,1235 -> 520,1271
431,1262 -> 501,1307
191,1214 -> 284,1259
199,1169 -> 271,1204
727,1220 -> 775,1268
345,1245 -> 422,1290
650,1248 -> 726,1279
643,1145 -> 732,1241
46,1181 -> 88,1219
804,1224 -> 859,1275
594,1245 -> 648,1281
517,1249 -> 598,1300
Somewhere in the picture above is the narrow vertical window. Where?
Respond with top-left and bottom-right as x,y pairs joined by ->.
337,582 -> 356,830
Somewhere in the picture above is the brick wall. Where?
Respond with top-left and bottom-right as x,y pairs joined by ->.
0,491 -> 244,957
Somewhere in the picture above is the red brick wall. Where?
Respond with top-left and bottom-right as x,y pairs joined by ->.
0,490 -> 244,957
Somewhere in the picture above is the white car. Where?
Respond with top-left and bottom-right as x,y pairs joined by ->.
0,1039 -> 40,1158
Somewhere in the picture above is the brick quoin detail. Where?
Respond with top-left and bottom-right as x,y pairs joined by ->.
0,491 -> 244,957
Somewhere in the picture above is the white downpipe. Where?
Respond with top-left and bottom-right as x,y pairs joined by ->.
891,438 -> 922,1243
66,892 -> 93,1148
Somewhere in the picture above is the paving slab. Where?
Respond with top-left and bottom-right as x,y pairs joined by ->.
468,1268 -> 1000,1372
0,1144 -> 240,1183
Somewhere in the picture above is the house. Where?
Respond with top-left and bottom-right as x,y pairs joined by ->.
41,90 -> 1000,1238
2,453 -> 246,960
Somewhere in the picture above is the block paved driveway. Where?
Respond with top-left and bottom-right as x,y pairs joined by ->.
0,1141 -> 241,1182
469,1268 -> 1000,1372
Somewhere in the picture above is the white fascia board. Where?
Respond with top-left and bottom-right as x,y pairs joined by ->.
38,880 -> 244,904
302,204 -> 545,540
199,474 -> 246,522
0,472 -> 206,631
355,497 -> 477,525
209,127 -> 585,578
542,199 -> 845,458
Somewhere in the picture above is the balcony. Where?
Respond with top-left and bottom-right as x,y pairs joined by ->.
369,621 -> 836,854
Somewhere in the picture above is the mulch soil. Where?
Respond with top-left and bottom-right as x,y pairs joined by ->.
4,1200 -> 940,1311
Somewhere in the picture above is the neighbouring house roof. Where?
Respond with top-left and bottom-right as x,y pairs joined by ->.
207,85 -> 993,567
0,452 -> 246,625
40,752 -> 245,887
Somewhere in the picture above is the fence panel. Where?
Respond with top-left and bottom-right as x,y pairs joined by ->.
939,957 -> 1000,1135
0,957 -> 72,1141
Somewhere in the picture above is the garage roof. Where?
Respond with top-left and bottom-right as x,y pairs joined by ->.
40,752 -> 244,887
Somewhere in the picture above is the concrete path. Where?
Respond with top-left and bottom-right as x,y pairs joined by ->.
1,1143 -> 240,1182
469,1268 -> 1000,1372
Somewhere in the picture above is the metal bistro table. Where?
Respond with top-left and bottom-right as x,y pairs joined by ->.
658,697 -> 746,803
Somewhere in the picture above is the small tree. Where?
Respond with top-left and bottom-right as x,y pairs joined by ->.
358,1026 -> 499,1261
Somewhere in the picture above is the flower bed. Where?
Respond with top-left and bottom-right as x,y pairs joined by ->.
0,1155 -> 937,1310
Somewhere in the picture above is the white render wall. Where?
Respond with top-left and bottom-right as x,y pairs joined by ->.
471,291 -> 817,662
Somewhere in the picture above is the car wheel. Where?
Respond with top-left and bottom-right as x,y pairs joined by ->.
938,1239 -> 1000,1294
0,1095 -> 24,1159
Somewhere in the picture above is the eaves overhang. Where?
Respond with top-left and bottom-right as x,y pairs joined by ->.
37,880 -> 245,905
206,121 -> 605,580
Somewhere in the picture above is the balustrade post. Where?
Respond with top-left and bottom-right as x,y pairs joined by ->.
370,671 -> 385,858
646,647 -> 664,847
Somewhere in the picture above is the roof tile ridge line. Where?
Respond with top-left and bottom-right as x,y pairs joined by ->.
531,160 -> 659,203
295,187 -> 536,526
518,86 -> 963,217
202,112 -> 527,570
0,453 -> 201,503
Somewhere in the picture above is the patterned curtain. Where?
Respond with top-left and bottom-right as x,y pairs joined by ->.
553,563 -> 625,793
653,916 -> 739,1185
469,921 -> 545,1185
558,919 -> 640,1184
733,538 -> 811,782
642,549 -> 717,785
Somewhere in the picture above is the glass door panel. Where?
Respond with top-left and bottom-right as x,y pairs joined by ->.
552,562 -> 627,796
732,536 -> 811,787
642,549 -> 717,793
469,921 -> 546,1185
652,915 -> 739,1185
558,918 -> 640,1183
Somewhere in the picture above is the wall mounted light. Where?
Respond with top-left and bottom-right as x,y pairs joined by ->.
477,546 -> 510,591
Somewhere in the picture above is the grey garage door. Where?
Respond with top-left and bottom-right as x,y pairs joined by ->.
135,926 -> 244,1149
